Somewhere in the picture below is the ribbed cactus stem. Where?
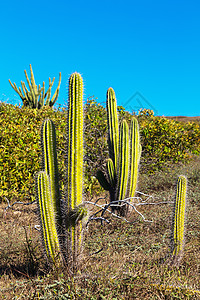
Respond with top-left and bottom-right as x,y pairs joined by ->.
106,88 -> 119,171
41,119 -> 62,229
66,72 -> 84,264
117,119 -> 129,202
171,175 -> 187,264
36,171 -> 60,262
66,72 -> 84,208
107,158 -> 116,188
128,117 -> 141,199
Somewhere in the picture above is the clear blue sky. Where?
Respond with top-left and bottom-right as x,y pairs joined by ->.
1,0 -> 200,116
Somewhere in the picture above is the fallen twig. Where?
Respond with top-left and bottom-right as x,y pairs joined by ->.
4,197 -> 36,211
85,194 -> 173,226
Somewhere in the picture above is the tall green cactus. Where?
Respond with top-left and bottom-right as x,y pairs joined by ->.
65,72 -> 85,264
96,88 -> 142,216
36,72 -> 86,268
9,64 -> 61,109
171,175 -> 187,264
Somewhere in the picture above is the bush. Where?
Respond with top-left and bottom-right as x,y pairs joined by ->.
138,114 -> 200,172
0,101 -> 199,202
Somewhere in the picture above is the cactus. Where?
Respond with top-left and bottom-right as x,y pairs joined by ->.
96,88 -> 141,216
9,64 -> 61,109
36,171 -> 61,263
36,72 -> 86,269
128,118 -> 142,199
36,119 -> 65,264
65,72 -> 84,265
116,119 -> 130,210
171,175 -> 187,265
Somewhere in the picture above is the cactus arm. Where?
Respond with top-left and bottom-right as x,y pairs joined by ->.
41,119 -> 62,228
45,77 -> 54,106
21,82 -> 27,99
107,158 -> 116,187
38,82 -> 45,109
8,80 -> 25,100
8,80 -> 17,93
36,171 -> 60,262
128,117 -> 141,198
24,69 -> 34,95
29,64 -> 38,106
29,64 -> 37,95
96,170 -> 112,191
8,79 -> 16,91
106,88 -> 119,171
49,72 -> 62,107
18,87 -> 25,100
41,83 -> 45,107
24,69 -> 39,108
21,81 -> 33,107
45,78 -> 52,106
171,175 -> 187,262
117,119 -> 129,202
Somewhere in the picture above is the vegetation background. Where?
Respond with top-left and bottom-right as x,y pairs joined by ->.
0,100 -> 200,299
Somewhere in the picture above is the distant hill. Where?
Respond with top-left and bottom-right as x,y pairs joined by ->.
162,116 -> 200,122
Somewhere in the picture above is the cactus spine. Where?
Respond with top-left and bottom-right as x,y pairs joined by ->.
36,72 -> 86,268
9,64 -> 61,109
171,175 -> 187,264
96,88 -> 141,216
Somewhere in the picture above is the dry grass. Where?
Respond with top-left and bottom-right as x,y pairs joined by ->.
0,157 -> 200,299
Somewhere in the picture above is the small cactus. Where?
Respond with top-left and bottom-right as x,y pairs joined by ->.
36,171 -> 61,263
171,175 -> 187,265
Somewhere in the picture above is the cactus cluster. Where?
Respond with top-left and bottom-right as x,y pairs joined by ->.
9,64 -> 61,109
36,72 -> 87,268
34,73 -> 188,270
96,88 -> 142,216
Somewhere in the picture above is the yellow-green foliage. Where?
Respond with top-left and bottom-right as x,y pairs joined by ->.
0,101 -> 200,203
139,114 -> 200,171
0,102 -> 67,202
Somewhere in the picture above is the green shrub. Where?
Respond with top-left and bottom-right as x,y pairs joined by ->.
138,114 -> 200,172
0,101 -> 199,202
0,102 -> 67,202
